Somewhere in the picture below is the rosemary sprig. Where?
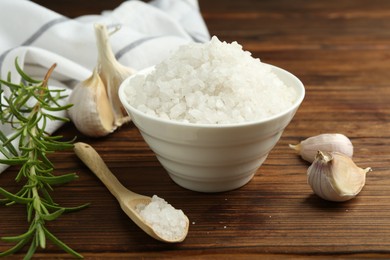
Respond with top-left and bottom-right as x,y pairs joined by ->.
0,59 -> 88,259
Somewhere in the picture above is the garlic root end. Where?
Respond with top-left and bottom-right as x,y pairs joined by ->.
289,143 -> 300,152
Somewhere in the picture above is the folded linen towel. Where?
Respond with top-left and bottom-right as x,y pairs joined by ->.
0,0 -> 210,173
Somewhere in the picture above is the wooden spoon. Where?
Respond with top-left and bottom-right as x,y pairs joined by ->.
73,142 -> 189,243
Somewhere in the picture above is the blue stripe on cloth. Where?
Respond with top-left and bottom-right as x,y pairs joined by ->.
115,35 -> 163,61
0,17 -> 68,70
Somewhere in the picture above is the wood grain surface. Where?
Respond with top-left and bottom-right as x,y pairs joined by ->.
1,0 -> 390,259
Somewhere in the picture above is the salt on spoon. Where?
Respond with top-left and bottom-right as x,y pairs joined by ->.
73,142 -> 189,243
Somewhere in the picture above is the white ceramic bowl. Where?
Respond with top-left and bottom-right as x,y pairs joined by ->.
119,64 -> 304,192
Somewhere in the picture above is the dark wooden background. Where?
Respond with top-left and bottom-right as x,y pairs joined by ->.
1,0 -> 390,259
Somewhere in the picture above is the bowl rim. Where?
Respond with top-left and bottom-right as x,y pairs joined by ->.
118,63 -> 305,129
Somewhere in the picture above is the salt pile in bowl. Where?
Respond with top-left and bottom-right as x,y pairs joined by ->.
125,36 -> 297,124
119,36 -> 305,192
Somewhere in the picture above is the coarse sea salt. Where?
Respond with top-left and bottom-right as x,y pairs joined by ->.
135,195 -> 187,241
125,36 -> 297,124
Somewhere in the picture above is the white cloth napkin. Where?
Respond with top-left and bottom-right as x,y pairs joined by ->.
0,0 -> 210,173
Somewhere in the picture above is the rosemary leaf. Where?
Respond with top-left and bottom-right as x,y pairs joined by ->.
42,226 -> 83,259
0,78 -> 21,92
0,187 -> 32,204
42,201 -> 90,213
14,58 -> 41,84
36,173 -> 78,185
1,228 -> 34,242
41,208 -> 65,221
0,157 -> 28,165
36,223 -> 46,249
0,237 -> 30,257
24,239 -> 38,260
42,103 -> 73,112
40,187 -> 55,204
1,128 -> 24,148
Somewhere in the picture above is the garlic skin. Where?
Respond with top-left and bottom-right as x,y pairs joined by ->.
290,133 -> 353,163
68,68 -> 116,137
94,23 -> 135,127
307,151 -> 371,202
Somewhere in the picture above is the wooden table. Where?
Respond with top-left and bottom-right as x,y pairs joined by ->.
2,0 -> 390,258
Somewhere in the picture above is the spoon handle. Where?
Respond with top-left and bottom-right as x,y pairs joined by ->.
74,142 -> 134,200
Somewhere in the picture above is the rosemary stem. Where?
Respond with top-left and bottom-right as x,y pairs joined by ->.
0,59 -> 86,259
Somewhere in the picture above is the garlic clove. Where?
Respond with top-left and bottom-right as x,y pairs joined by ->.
68,68 -> 116,137
94,23 -> 135,127
290,133 -> 353,163
307,151 -> 371,202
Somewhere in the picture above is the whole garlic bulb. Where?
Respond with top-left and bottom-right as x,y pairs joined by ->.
68,68 -> 116,137
307,151 -> 371,202
68,23 -> 135,137
290,133 -> 353,163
